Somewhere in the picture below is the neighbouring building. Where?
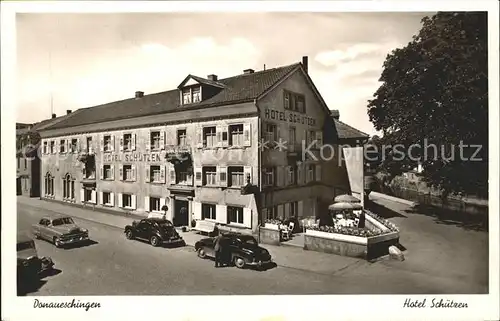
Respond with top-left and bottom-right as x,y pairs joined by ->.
37,57 -> 367,235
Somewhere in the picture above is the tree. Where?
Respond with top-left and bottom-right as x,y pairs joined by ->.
367,12 -> 488,197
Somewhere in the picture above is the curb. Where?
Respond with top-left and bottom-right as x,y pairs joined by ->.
369,192 -> 416,207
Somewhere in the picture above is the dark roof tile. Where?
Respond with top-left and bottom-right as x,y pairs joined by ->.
334,118 -> 369,140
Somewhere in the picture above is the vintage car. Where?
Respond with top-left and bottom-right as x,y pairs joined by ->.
17,233 -> 54,284
195,233 -> 273,269
32,215 -> 89,248
124,218 -> 184,247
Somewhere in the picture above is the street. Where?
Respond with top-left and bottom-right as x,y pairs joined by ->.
17,199 -> 489,295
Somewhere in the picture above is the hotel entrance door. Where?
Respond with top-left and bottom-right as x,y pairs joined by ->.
173,199 -> 189,227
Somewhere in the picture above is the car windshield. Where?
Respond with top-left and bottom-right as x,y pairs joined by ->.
52,217 -> 75,226
17,241 -> 34,252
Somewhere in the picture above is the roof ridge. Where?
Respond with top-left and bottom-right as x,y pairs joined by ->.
218,62 -> 301,81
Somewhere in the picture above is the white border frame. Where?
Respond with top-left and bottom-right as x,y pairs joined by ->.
2,1 -> 499,321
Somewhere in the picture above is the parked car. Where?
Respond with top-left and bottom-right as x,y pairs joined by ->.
32,215 -> 89,248
17,233 -> 54,285
195,233 -> 273,269
124,218 -> 184,247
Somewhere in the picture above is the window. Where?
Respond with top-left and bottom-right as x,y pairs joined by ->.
150,165 -> 161,183
308,164 -> 315,182
289,201 -> 298,217
150,131 -> 160,150
177,167 -> 192,184
86,137 -> 92,152
288,166 -> 296,185
62,174 -> 75,199
103,165 -> 112,180
229,124 -> 244,146
122,194 -> 132,208
308,130 -> 316,146
203,127 -> 216,147
123,134 -> 132,151
43,141 -> 48,154
123,165 -> 133,181
296,95 -> 305,113
71,139 -> 78,153
44,173 -> 54,196
182,88 -> 192,104
227,206 -> 244,224
177,129 -> 187,146
50,141 -> 55,154
150,197 -> 161,212
84,189 -> 92,202
263,167 -> 275,186
289,127 -> 296,144
24,158 -> 27,169
60,139 -> 66,153
103,192 -> 112,205
264,206 -> 278,220
203,166 -> 217,185
182,86 -> 202,104
284,91 -> 290,109
17,158 -> 20,169
228,166 -> 244,187
265,123 -> 277,143
192,87 -> 201,103
103,135 -> 112,152
202,203 -> 216,220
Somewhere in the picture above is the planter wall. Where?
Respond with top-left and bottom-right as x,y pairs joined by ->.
365,214 -> 391,232
259,226 -> 281,246
264,223 -> 280,230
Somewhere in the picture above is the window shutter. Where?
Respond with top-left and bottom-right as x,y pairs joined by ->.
169,168 -> 176,185
82,165 -> 87,178
297,163 -> 303,185
146,131 -> 151,151
160,131 -> 165,150
193,201 -> 202,220
145,196 -> 150,212
244,166 -> 252,184
100,165 -> 104,180
216,204 -> 227,223
52,141 -> 57,154
221,125 -> 229,147
132,134 -> 136,151
298,200 -> 304,218
111,135 -> 115,151
75,138 -> 80,153
118,193 -> 123,208
99,191 -> 103,205
243,207 -> 252,228
196,127 -> 203,148
145,166 -> 150,183
277,204 -> 283,219
119,135 -> 124,152
276,166 -> 284,187
304,130 -> 308,148
111,165 -> 115,180
315,131 -> 323,148
100,135 -> 104,152
160,165 -> 166,183
80,188 -> 85,203
110,192 -> 115,206
243,123 -> 251,147
315,164 -> 321,182
194,167 -> 202,186
219,166 -> 227,187
91,190 -> 96,204
216,125 -> 223,147
131,165 -> 136,181
131,195 -> 137,210
285,166 -> 291,185
119,165 -> 124,181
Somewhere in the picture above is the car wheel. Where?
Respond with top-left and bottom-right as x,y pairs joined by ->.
53,237 -> 62,248
125,230 -> 134,240
233,256 -> 246,269
150,235 -> 160,247
197,247 -> 207,259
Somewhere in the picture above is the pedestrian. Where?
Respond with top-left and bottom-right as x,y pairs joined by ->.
214,233 -> 224,268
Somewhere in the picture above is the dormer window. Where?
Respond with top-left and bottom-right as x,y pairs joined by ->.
182,86 -> 201,105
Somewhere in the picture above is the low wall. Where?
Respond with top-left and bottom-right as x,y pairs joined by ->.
304,230 -> 399,260
258,226 -> 281,246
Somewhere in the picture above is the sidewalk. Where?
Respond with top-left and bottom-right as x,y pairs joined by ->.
370,191 -> 416,207
17,196 -> 368,275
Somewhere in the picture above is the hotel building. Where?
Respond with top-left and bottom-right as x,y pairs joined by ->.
38,57 -> 366,234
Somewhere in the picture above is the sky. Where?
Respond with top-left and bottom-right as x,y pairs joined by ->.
16,12 -> 431,136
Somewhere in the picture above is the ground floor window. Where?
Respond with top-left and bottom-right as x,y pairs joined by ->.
227,206 -> 243,224
62,174 -> 75,199
263,206 -> 278,220
44,173 -> 54,196
201,203 -> 216,220
122,193 -> 132,208
150,197 -> 161,212
103,192 -> 111,205
289,201 -> 298,218
84,189 -> 92,202
228,166 -> 244,187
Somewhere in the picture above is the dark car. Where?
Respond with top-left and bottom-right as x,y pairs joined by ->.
195,233 -> 273,269
124,218 -> 184,247
17,234 -> 54,286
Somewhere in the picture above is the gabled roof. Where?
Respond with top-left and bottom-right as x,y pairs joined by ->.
43,63 -> 300,131
334,118 -> 369,140
178,74 -> 226,89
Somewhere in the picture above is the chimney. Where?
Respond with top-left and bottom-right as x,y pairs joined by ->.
243,69 -> 254,74
51,113 -> 56,119
207,74 -> 218,81
135,91 -> 144,99
302,56 -> 308,74
331,109 -> 340,120
66,109 -> 72,115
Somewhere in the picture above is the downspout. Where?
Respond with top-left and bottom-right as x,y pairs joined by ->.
254,99 -> 263,241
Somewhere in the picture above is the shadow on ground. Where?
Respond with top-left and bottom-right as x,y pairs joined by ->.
62,239 -> 99,250
17,268 -> 62,296
405,204 -> 488,232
